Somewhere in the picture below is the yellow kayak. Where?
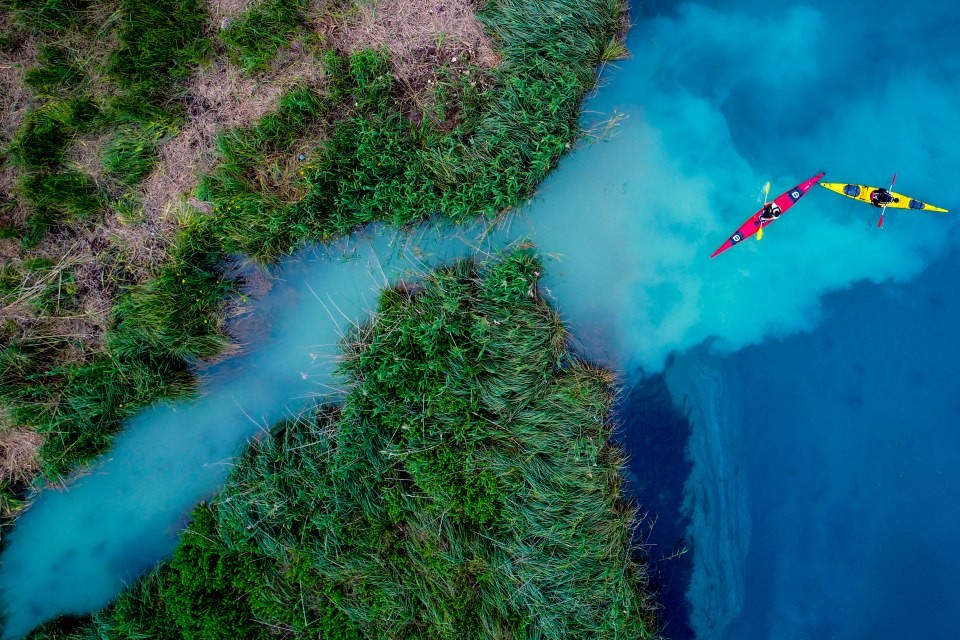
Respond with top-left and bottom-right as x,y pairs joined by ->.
820,182 -> 948,212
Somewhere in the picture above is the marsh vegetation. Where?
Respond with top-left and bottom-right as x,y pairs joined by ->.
29,250 -> 660,640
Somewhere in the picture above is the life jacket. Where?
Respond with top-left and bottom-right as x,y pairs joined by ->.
762,203 -> 782,219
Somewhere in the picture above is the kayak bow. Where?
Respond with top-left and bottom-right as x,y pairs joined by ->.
710,171 -> 826,258
819,182 -> 949,213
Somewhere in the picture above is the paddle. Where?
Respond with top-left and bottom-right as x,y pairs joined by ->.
878,172 -> 897,228
757,181 -> 770,240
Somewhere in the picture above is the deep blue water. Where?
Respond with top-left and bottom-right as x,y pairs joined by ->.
3,0 -> 960,637
617,374 -> 695,639
721,249 -> 960,639
651,246 -> 960,638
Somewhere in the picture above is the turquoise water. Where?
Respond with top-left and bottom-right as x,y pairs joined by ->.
3,0 -> 960,637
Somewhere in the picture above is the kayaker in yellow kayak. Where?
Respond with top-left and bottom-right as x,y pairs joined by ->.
869,188 -> 898,207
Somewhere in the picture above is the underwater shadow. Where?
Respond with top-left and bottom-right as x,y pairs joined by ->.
615,364 -> 694,640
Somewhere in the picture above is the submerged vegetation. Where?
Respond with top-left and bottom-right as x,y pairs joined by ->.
32,251 -> 659,639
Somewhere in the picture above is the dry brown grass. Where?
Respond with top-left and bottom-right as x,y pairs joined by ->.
0,427 -> 43,484
0,14 -> 36,156
0,240 -> 119,365
209,0 -> 255,27
321,0 -> 499,114
64,132 -> 111,184
325,0 -> 498,72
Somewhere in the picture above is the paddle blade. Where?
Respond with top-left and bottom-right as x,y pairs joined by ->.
763,181 -> 771,203
889,173 -> 897,190
878,208 -> 886,228
757,224 -> 764,240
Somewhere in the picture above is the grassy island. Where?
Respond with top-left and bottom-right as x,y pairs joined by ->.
31,250 -> 660,639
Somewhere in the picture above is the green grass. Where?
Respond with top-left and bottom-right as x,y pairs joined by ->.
106,0 -> 209,106
197,85 -> 328,260
0,482 -> 29,522
200,0 -> 628,257
102,121 -> 178,186
0,258 -> 78,314
3,0 -> 94,33
107,212 -> 237,362
2,0 -> 210,251
0,331 -> 200,477
18,170 -> 104,219
0,214 -> 237,477
220,0 -> 309,73
5,95 -> 107,248
17,170 -> 106,247
7,96 -> 102,170
38,250 -> 660,640
22,44 -> 86,94
0,0 -> 227,473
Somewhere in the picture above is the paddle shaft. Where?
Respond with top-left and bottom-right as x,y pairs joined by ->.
878,172 -> 897,228
758,181 -> 771,240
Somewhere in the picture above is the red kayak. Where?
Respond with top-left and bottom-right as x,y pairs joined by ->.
710,171 -> 826,258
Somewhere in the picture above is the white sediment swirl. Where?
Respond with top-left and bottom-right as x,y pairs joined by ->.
667,348 -> 749,639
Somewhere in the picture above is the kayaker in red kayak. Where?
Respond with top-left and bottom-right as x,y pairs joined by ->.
758,202 -> 782,222
869,188 -> 898,207
710,171 -> 826,258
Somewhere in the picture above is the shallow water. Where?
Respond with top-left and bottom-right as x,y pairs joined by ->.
3,0 -> 960,636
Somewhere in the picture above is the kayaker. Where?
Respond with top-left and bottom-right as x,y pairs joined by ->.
758,202 -> 781,222
870,188 -> 898,207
